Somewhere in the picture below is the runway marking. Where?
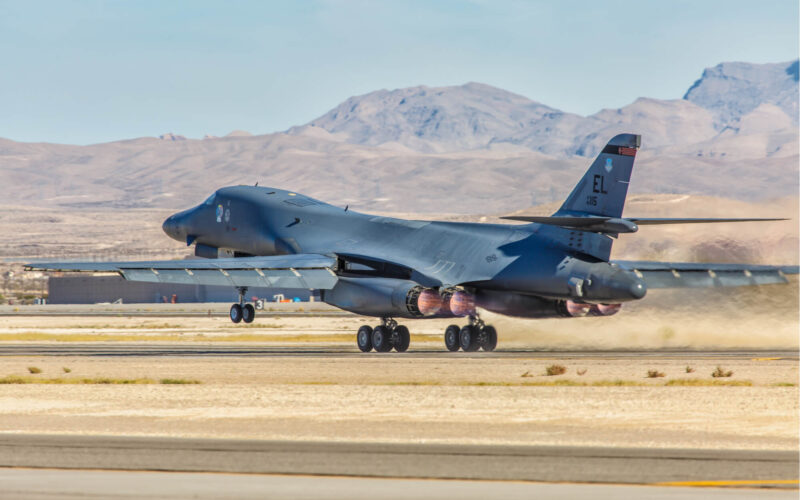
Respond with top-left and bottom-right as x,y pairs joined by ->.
656,479 -> 799,488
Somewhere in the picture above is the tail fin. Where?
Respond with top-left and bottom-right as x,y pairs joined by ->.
555,133 -> 640,217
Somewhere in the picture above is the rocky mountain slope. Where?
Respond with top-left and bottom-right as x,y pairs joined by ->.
291,60 -> 798,158
0,60 -> 796,214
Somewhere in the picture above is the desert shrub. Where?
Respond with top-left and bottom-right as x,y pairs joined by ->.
712,366 -> 733,378
646,369 -> 665,378
545,364 -> 567,376
27,366 -> 42,374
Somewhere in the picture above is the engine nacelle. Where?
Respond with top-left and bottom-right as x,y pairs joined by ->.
475,290 -> 622,319
322,277 -> 442,319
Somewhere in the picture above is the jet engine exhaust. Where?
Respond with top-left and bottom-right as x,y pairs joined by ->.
415,288 -> 443,316
446,290 -> 476,317
590,303 -> 622,316
565,300 -> 591,317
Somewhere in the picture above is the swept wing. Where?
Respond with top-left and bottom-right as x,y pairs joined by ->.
613,260 -> 799,289
26,254 -> 339,290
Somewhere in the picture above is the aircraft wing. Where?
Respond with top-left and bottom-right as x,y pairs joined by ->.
613,260 -> 799,289
25,254 -> 339,290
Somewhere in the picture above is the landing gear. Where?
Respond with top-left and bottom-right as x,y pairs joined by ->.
357,325 -> 373,352
242,303 -> 255,323
444,325 -> 461,351
230,303 -> 243,323
229,287 -> 255,324
444,315 -> 497,352
356,318 -> 411,353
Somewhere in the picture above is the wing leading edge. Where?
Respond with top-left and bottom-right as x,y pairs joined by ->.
614,260 -> 799,289
26,254 -> 339,290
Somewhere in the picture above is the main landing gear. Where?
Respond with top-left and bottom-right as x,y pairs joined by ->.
355,315 -> 497,353
444,315 -> 497,352
229,287 -> 255,324
357,318 -> 410,353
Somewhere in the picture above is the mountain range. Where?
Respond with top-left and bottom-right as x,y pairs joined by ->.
0,59 -> 796,214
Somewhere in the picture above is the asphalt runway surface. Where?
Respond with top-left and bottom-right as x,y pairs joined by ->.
0,343 -> 796,359
0,435 -> 796,492
2,344 -> 796,497
2,468 -> 796,500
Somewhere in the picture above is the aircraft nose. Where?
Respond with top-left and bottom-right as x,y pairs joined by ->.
162,214 -> 183,241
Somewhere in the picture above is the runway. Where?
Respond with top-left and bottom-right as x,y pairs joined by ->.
0,434 -> 796,487
0,343 -> 796,359
2,468 -> 796,500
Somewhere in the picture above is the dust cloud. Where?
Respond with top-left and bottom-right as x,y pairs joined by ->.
486,278 -> 799,350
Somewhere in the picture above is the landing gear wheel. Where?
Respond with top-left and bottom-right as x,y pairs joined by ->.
481,325 -> 497,352
242,304 -> 255,323
357,325 -> 373,352
444,325 -> 461,351
229,304 -> 243,323
393,325 -> 410,352
460,325 -> 480,352
372,325 -> 392,352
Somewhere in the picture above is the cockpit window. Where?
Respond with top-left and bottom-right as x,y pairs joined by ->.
203,193 -> 216,205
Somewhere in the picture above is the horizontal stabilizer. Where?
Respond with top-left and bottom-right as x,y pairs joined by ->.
614,260 -> 798,289
501,216 -> 787,233
25,254 -> 339,290
629,217 -> 787,225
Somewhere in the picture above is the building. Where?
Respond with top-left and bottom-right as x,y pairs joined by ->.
47,275 -> 316,304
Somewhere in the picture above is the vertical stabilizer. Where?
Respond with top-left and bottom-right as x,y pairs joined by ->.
555,134 -> 640,218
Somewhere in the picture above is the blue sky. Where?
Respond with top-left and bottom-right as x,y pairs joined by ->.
1,0 -> 797,144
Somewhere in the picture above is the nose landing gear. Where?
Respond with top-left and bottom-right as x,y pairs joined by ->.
229,287 -> 255,324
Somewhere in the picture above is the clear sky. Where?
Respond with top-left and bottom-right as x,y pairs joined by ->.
1,0 -> 797,144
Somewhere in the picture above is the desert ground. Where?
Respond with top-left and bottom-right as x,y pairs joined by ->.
0,292 -> 797,453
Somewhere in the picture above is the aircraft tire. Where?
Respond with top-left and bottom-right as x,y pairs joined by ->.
242,304 -> 255,323
229,304 -> 243,323
357,325 -> 373,352
481,325 -> 498,352
460,325 -> 480,352
372,325 -> 393,352
393,325 -> 410,352
444,325 -> 461,351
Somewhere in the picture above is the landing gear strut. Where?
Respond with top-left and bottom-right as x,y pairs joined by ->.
356,317 -> 410,353
230,287 -> 255,324
446,314 -> 497,352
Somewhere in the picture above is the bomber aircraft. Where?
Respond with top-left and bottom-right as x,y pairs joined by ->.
28,134 -> 798,353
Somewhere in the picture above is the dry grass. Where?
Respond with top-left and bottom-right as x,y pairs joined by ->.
0,376 -> 200,385
665,379 -> 752,387
712,366 -> 734,378
520,370 -> 533,378
0,332 -> 353,343
545,364 -> 567,376
289,379 -> 648,387
772,382 -> 797,387
159,378 -> 201,385
62,367 -> 71,373
647,370 -> 665,378
685,366 -> 695,373
27,366 -> 42,374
